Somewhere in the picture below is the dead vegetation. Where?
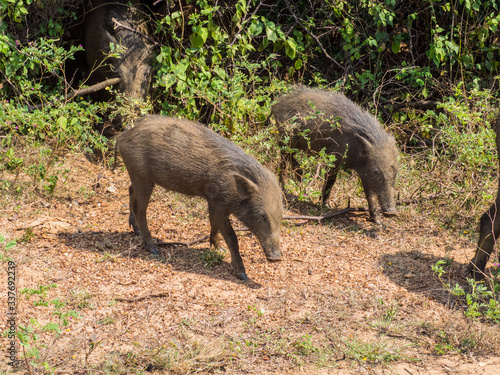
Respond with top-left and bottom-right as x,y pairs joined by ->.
0,151 -> 500,374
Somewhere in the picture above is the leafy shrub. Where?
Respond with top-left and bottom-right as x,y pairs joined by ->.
433,259 -> 500,322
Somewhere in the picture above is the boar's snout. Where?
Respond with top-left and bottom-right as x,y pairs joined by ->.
263,242 -> 282,262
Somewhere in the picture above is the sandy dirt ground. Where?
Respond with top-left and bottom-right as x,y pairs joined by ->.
1,153 -> 500,374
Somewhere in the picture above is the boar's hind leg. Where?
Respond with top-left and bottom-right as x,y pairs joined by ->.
129,180 -> 158,255
208,205 -> 247,281
128,185 -> 141,235
321,168 -> 339,205
468,202 -> 500,280
279,149 -> 303,186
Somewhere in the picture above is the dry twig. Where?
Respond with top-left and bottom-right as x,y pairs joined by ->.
282,0 -> 343,70
115,291 -> 170,302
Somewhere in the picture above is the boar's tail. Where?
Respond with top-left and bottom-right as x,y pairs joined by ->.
112,143 -> 119,171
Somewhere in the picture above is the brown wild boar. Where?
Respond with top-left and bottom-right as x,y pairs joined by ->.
468,114 -> 500,280
115,115 -> 284,280
82,0 -> 153,100
272,86 -> 399,224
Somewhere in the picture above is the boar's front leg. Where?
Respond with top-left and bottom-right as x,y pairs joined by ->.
128,180 -> 159,255
468,202 -> 500,280
360,179 -> 382,225
208,204 -> 247,281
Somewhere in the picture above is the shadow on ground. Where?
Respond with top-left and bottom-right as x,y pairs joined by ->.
58,229 -> 263,289
380,250 -> 471,306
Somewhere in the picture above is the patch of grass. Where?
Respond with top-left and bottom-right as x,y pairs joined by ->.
343,338 -> 405,364
293,334 -> 318,355
434,330 -> 458,355
102,339 -> 233,374
98,316 -> 115,325
97,251 -> 120,263
199,248 -> 225,268
68,289 -> 93,309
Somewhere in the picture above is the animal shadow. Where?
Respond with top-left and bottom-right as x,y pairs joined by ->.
58,230 -> 262,289
380,250 -> 471,306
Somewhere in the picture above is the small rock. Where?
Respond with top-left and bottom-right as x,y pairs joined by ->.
106,185 -> 118,194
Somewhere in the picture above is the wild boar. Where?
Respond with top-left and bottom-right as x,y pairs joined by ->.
468,114 -> 500,280
272,86 -> 399,224
82,0 -> 153,100
115,115 -> 284,280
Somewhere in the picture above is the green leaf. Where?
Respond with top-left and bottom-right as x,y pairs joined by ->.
42,322 -> 61,333
259,37 -> 269,51
295,59 -> 303,70
5,240 -> 16,250
285,38 -> 297,59
391,40 -> 400,54
57,116 -> 67,131
249,21 -> 264,36
264,19 -> 278,42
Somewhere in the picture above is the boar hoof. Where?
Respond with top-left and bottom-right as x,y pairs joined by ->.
266,256 -> 282,262
466,262 -> 485,281
149,247 -> 160,256
237,272 -> 248,281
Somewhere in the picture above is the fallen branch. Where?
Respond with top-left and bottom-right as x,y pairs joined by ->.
27,77 -> 122,111
115,291 -> 170,302
387,100 -> 439,111
283,206 -> 368,222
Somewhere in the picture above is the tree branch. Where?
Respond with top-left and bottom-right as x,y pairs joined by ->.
112,18 -> 159,47
27,77 -> 122,111
282,0 -> 343,70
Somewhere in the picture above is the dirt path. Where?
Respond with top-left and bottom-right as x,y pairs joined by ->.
1,154 -> 499,374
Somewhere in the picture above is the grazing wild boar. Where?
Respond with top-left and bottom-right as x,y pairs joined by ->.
272,86 -> 399,224
468,114 -> 500,280
115,115 -> 284,281
82,0 -> 153,100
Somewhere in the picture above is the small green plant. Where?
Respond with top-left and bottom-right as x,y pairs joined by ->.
18,227 -> 35,243
16,283 -> 81,373
200,248 -> 225,268
293,334 -> 318,356
0,234 -> 16,261
434,330 -> 457,355
433,259 -> 500,322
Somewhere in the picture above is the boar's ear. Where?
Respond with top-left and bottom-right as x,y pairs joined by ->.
354,133 -> 374,155
234,174 -> 259,199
